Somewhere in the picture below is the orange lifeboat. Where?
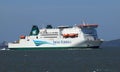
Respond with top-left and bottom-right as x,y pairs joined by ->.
69,33 -> 78,38
20,35 -> 25,39
69,33 -> 75,37
63,34 -> 69,38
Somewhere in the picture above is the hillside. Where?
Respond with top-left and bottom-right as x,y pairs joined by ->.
0,41 -> 8,48
101,39 -> 120,47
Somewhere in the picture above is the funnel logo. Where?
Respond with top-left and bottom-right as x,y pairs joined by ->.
32,30 -> 37,35
33,40 -> 52,46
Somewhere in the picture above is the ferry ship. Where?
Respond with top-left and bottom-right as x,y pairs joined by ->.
8,23 -> 103,50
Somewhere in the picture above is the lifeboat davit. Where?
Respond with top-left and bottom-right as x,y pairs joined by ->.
20,35 -> 25,39
75,34 -> 78,37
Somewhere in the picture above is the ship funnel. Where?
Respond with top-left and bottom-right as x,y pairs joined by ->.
29,25 -> 39,36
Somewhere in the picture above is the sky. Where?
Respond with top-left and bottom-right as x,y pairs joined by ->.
0,0 -> 120,42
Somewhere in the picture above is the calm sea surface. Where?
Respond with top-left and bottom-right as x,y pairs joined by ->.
0,47 -> 120,72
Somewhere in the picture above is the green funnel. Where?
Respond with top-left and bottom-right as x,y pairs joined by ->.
29,25 -> 39,36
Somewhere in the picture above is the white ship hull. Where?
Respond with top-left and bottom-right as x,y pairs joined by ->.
8,38 -> 103,50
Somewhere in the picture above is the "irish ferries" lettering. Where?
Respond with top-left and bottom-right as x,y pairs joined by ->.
53,40 -> 71,44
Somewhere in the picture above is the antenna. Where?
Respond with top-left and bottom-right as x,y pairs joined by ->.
82,20 -> 86,25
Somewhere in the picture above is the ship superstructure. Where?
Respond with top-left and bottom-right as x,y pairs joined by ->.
8,23 -> 103,50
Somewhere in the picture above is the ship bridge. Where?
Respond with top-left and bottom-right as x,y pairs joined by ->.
78,24 -> 99,40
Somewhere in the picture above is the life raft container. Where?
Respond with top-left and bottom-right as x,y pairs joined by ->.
20,35 -> 25,39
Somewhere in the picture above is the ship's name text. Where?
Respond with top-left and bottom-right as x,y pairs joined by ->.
53,40 -> 71,44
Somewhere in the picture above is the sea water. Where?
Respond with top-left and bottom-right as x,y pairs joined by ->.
0,47 -> 120,72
